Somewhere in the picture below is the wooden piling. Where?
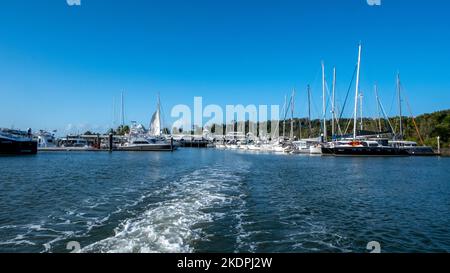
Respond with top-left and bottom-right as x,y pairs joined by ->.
109,133 -> 113,152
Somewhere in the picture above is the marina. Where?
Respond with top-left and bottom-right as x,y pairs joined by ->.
1,149 -> 449,253
1,43 -> 443,157
1,1 -> 450,258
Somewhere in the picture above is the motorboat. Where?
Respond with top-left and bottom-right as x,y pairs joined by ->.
35,130 -> 57,149
119,136 -> 174,151
0,128 -> 37,155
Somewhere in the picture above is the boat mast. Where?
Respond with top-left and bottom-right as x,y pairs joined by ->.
332,67 -> 336,140
353,43 -> 362,140
112,96 -> 116,128
158,93 -> 162,135
360,92 -> 364,131
121,91 -> 125,127
374,84 -> 382,132
322,61 -> 327,142
307,85 -> 312,138
397,72 -> 403,140
291,89 -> 295,140
283,95 -> 287,139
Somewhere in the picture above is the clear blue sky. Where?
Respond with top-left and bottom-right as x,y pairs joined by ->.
1,0 -> 449,134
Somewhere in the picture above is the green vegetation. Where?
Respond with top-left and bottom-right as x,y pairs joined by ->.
107,125 -> 130,136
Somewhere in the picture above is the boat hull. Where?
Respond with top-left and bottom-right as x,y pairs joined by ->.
309,146 -> 323,154
400,147 -> 437,156
117,144 -> 174,152
0,139 -> 38,155
322,146 -> 409,157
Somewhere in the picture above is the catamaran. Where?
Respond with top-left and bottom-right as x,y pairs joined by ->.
321,44 -> 409,156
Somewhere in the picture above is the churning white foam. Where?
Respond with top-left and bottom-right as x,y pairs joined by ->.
82,165 -> 249,253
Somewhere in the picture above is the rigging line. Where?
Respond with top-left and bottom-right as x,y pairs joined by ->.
374,85 -> 383,132
376,91 -> 396,135
332,85 -> 344,136
332,90 -> 344,136
272,97 -> 287,139
338,64 -> 358,122
344,116 -> 353,135
283,94 -> 294,120
309,64 -> 323,121
325,78 -> 344,136
387,82 -> 398,133
403,91 -> 425,146
309,87 -> 321,123
160,101 -> 167,133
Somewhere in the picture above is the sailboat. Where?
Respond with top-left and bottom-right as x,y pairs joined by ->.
119,95 -> 175,152
387,73 -> 435,156
321,44 -> 409,156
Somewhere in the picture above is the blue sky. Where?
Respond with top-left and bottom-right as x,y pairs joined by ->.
1,0 -> 449,134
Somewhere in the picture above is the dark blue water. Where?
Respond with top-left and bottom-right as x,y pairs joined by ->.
0,149 -> 449,253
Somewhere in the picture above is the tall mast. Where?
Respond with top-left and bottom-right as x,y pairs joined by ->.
158,93 -> 162,134
397,72 -> 403,140
359,92 -> 364,131
332,67 -> 336,140
113,96 -> 116,128
283,95 -> 287,138
322,61 -> 327,142
290,89 -> 295,140
374,84 -> 382,132
121,91 -> 125,127
353,43 -> 362,140
307,84 -> 312,138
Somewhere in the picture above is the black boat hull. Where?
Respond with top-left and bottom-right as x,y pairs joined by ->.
117,144 -> 175,151
400,147 -> 436,156
0,139 -> 38,155
322,146 -> 409,157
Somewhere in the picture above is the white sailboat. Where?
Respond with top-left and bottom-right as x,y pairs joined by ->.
120,95 -> 175,151
149,97 -> 162,137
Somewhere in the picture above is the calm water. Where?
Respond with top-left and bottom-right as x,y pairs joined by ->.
0,149 -> 449,253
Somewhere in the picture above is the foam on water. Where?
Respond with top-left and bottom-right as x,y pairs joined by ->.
82,165 -> 250,253
0,194 -> 149,252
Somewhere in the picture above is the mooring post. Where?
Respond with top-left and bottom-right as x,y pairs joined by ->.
170,137 -> 174,152
437,136 -> 441,155
109,133 -> 113,152
96,134 -> 100,149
